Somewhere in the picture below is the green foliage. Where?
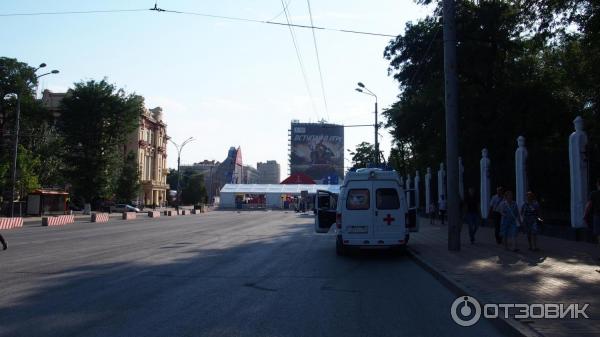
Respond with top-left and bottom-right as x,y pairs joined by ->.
166,168 -> 178,190
348,142 -> 383,169
115,152 -> 140,203
59,79 -> 143,205
16,145 -> 41,195
0,57 -> 58,197
384,1 -> 600,214
181,173 -> 207,205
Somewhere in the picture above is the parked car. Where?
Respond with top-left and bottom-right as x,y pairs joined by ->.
110,204 -> 141,213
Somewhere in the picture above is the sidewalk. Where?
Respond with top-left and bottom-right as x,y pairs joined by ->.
410,218 -> 600,337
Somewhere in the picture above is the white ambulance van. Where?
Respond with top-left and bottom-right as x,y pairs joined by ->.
314,168 -> 417,255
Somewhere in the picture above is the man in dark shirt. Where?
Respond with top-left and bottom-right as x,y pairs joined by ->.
463,187 -> 480,244
489,186 -> 504,244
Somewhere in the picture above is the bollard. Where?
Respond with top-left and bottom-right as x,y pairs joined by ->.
91,213 -> 109,223
148,211 -> 160,218
122,212 -> 137,220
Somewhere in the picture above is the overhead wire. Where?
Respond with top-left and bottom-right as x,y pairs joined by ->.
306,0 -> 329,121
279,0 -> 319,120
0,6 -> 397,38
267,0 -> 292,22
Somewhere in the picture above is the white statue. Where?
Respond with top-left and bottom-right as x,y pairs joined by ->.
458,156 -> 465,200
406,175 -> 412,207
569,116 -> 588,228
425,167 -> 432,213
480,148 -> 491,219
515,136 -> 528,209
414,170 -> 421,210
438,162 -> 446,203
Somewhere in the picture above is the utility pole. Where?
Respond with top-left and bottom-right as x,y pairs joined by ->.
9,95 -> 20,218
355,82 -> 379,165
443,0 -> 461,251
374,100 -> 379,165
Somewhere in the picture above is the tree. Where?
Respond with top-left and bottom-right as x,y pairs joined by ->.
0,58 -> 57,198
115,152 -> 140,203
383,1 -> 600,216
181,173 -> 207,205
59,79 -> 142,207
166,168 -> 178,190
348,142 -> 382,169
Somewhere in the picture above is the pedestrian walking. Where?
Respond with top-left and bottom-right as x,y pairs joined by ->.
521,191 -> 541,251
463,187 -> 480,244
586,178 -> 600,258
489,186 -> 505,244
0,233 -> 7,250
438,195 -> 447,225
429,200 -> 437,225
499,190 -> 521,252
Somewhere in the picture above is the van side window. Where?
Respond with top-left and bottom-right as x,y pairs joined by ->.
376,188 -> 399,209
346,189 -> 370,210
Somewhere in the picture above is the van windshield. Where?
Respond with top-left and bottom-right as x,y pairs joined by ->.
376,188 -> 400,209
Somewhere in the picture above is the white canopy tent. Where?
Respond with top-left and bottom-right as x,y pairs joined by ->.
219,184 -> 340,208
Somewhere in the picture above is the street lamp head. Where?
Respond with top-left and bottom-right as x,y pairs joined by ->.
51,70 -> 59,74
38,63 -> 47,68
3,93 -> 18,101
355,88 -> 363,93
357,82 -> 365,88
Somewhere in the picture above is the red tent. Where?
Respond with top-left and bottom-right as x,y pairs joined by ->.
280,173 -> 316,184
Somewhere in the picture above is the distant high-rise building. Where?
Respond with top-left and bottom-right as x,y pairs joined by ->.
257,160 -> 281,184
242,165 -> 259,184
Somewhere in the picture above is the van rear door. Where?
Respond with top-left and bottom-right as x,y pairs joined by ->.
405,188 -> 419,232
343,183 -> 372,236
314,190 -> 337,233
372,181 -> 405,236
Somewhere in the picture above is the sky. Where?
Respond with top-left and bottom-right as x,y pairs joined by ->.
0,0 -> 431,177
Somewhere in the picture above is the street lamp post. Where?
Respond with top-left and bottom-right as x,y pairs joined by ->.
3,94 -> 20,217
168,137 -> 195,208
2,63 -> 60,217
355,82 -> 379,165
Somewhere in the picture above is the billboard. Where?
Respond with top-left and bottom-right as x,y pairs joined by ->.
290,122 -> 344,183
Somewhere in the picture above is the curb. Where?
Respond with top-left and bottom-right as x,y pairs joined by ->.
407,247 -> 544,337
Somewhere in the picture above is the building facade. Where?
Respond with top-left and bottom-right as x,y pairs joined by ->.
289,121 -> 344,184
242,165 -> 259,184
257,160 -> 281,184
124,107 -> 169,206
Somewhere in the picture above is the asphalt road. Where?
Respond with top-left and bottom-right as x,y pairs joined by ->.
0,211 -> 507,337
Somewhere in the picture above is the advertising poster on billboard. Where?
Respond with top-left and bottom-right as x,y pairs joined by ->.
290,123 -> 344,183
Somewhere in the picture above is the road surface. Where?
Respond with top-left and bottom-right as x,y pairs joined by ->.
0,211 -> 508,337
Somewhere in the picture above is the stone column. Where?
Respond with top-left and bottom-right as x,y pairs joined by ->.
414,170 -> 421,210
437,162 -> 446,202
406,175 -> 412,207
515,136 -> 528,209
569,116 -> 588,228
480,148 -> 491,219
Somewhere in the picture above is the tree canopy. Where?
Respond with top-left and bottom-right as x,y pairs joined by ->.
383,0 -> 600,217
59,79 -> 143,206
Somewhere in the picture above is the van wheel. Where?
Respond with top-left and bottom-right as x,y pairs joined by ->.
336,237 -> 346,256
